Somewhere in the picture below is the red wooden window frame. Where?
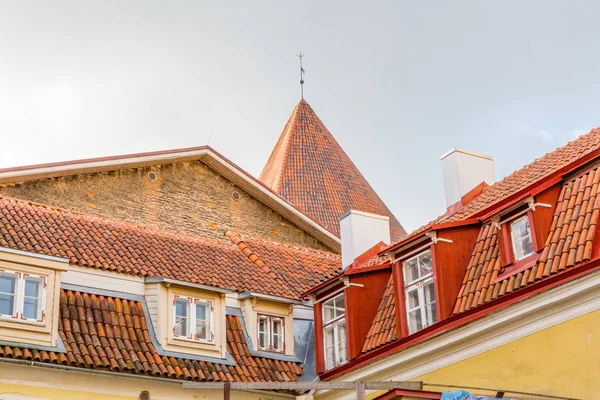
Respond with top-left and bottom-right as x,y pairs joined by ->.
496,209 -> 540,281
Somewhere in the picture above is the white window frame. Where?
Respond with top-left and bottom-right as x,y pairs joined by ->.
510,215 -> 535,261
322,293 -> 347,370
172,295 -> 214,343
0,269 -> 47,324
257,314 -> 285,353
402,250 -> 437,334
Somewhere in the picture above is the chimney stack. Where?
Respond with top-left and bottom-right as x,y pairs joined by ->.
340,210 -> 390,269
441,148 -> 495,209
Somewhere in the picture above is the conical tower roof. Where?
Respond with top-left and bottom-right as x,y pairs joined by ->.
260,99 -> 406,242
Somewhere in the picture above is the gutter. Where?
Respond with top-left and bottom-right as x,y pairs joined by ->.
0,358 -> 296,399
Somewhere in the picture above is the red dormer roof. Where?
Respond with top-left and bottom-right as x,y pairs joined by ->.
259,99 -> 406,242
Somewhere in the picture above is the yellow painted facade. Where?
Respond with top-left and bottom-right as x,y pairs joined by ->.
0,363 -> 292,400
364,309 -> 600,400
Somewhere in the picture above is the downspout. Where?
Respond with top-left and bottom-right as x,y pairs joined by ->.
0,358 -> 296,399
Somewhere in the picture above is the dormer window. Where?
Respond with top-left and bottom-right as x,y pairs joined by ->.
510,216 -> 534,261
402,250 -> 437,334
257,314 -> 285,352
173,295 -> 213,342
323,293 -> 347,369
0,270 -> 46,323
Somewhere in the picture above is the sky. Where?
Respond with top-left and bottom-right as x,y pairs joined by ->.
1,1 -> 600,232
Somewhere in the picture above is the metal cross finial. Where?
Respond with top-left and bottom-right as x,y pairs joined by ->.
297,52 -> 305,99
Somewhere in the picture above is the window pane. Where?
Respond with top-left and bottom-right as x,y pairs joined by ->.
195,320 -> 210,341
425,303 -> 437,327
0,293 -> 15,316
175,298 -> 189,318
408,309 -> 423,334
334,294 -> 344,311
336,319 -> 347,364
195,302 -> 207,321
403,258 -> 419,283
24,277 -> 42,298
175,298 -> 189,337
23,297 -> 41,319
511,217 -> 534,260
325,344 -> 335,370
424,281 -> 436,304
407,289 -> 420,310
258,316 -> 269,348
272,319 -> 284,351
324,325 -> 335,349
323,302 -> 336,323
419,251 -> 433,276
0,273 -> 17,295
0,273 -> 17,316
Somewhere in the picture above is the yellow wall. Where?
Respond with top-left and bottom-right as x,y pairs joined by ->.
0,363 -> 289,400
414,309 -> 600,400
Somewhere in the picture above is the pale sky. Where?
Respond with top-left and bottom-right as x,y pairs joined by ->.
1,1 -> 599,232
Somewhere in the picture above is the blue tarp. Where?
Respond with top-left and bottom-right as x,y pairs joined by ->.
441,390 -> 512,400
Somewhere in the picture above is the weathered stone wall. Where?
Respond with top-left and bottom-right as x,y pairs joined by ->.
0,161 -> 332,251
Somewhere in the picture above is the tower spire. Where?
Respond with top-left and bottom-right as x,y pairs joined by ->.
297,52 -> 305,99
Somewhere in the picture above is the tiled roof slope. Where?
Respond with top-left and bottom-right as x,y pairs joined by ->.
392,128 -> 600,247
0,196 -> 340,300
454,165 -> 600,314
259,99 -> 406,242
226,231 -> 342,294
0,289 -> 302,382
361,276 -> 398,353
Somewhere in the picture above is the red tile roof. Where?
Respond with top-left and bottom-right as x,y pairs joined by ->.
0,289 -> 302,382
0,195 -> 340,300
454,164 -> 600,314
389,128 -> 600,248
259,99 -> 406,242
357,128 -> 600,358
361,276 -> 398,353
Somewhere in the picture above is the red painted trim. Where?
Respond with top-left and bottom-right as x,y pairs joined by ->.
383,229 -> 434,255
345,261 -> 391,276
374,388 -> 442,400
527,210 -> 540,252
431,218 -> 480,230
495,252 -> 540,282
320,256 -> 600,380
429,244 -> 442,324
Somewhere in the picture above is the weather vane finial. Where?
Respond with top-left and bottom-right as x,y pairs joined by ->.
297,52 -> 305,99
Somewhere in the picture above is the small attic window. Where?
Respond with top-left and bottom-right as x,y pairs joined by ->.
173,295 -> 213,343
148,172 -> 158,181
510,216 -> 534,261
0,270 -> 46,323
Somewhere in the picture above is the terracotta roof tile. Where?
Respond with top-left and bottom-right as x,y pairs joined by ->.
0,289 -> 302,382
0,196 -> 340,300
454,165 -> 600,314
391,128 -> 600,247
361,276 -> 397,353
260,99 -> 406,241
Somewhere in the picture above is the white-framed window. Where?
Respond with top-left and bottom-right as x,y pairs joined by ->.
257,314 -> 285,352
322,293 -> 347,370
173,295 -> 213,343
510,215 -> 534,261
402,250 -> 437,334
0,270 -> 46,323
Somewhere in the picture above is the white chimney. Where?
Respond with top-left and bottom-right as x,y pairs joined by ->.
441,148 -> 495,208
340,210 -> 390,269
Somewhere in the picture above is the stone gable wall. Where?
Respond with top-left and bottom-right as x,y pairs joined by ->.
0,161 -> 332,251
